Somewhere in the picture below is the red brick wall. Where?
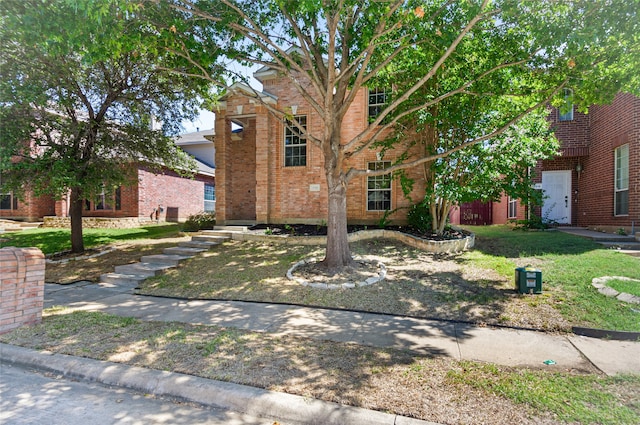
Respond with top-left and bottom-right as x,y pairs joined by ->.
79,184 -> 139,218
0,190 -> 55,221
0,247 -> 44,335
49,166 -> 214,223
217,79 -> 425,225
137,167 -> 215,222
576,93 -> 639,230
493,93 -> 639,230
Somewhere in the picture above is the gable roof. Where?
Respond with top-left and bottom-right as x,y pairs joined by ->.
193,157 -> 215,177
175,129 -> 215,145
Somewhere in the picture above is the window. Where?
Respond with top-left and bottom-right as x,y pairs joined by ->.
368,88 -> 388,120
508,197 -> 518,219
90,186 -> 122,211
95,187 -> 112,210
367,161 -> 391,211
615,144 -> 629,216
284,115 -> 307,167
0,193 -> 18,210
558,88 -> 574,121
204,183 -> 215,212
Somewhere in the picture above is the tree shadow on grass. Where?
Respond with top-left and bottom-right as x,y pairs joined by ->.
137,238 -> 556,331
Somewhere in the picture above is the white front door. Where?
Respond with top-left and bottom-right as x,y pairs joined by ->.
541,170 -> 571,224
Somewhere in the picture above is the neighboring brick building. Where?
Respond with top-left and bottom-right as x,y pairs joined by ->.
0,189 -> 55,222
214,73 -> 425,225
453,92 -> 639,233
2,131 -> 216,224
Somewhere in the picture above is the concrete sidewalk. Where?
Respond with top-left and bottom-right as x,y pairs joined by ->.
43,282 -> 640,375
2,281 -> 638,425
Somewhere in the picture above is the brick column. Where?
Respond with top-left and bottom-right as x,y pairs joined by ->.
0,247 -> 45,334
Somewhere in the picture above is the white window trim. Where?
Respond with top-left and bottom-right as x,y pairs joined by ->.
204,183 -> 215,212
0,192 -> 17,210
366,161 -> 392,211
507,197 -> 518,219
614,144 -> 629,216
368,88 -> 389,120
284,115 -> 307,167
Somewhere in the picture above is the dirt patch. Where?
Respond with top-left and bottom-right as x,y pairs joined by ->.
293,257 -> 381,285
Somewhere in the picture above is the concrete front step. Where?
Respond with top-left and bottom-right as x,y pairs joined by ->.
163,246 -> 207,256
99,273 -> 148,286
114,262 -> 175,277
191,234 -> 230,243
178,240 -> 220,249
139,254 -> 192,266
213,225 -> 248,232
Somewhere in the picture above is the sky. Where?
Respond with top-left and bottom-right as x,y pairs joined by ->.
181,109 -> 216,134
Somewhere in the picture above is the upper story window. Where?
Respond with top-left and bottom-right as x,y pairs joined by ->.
558,88 -> 574,122
614,144 -> 629,216
368,88 -> 389,121
284,115 -> 307,167
367,161 -> 392,211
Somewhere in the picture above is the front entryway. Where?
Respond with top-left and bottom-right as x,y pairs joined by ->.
541,170 -> 571,224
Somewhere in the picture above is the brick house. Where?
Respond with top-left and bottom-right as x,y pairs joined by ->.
0,189 -> 56,222
451,92 -> 639,233
2,130 -> 216,225
214,72 -> 425,226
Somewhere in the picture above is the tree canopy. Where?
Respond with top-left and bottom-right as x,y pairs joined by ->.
0,0 -> 215,252
155,0 -> 638,271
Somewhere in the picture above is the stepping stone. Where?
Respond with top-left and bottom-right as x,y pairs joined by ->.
191,235 -> 230,243
178,240 -> 220,249
139,254 -> 192,266
99,272 -> 148,286
114,262 -> 174,277
163,246 -> 207,256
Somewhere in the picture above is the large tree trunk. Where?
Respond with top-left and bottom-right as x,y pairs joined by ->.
69,186 -> 85,253
323,174 -> 352,273
321,118 -> 352,273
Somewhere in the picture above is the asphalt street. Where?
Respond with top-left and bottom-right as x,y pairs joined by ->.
0,362 -> 280,425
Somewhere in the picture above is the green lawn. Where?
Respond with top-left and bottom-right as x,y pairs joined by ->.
0,224 -> 183,255
604,278 -> 640,297
464,226 -> 640,331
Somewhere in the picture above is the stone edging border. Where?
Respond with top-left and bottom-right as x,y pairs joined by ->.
591,276 -> 640,304
286,256 -> 387,289
229,226 -> 474,254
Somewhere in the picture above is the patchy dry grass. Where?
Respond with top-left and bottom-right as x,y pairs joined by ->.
138,239 -> 572,331
45,236 -> 191,284
2,310 -> 638,425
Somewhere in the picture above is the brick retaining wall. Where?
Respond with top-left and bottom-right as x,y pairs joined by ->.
43,216 -> 146,229
0,247 -> 45,335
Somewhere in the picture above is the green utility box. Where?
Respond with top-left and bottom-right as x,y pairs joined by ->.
515,267 -> 542,294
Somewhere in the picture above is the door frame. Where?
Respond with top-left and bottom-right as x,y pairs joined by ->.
541,170 -> 572,224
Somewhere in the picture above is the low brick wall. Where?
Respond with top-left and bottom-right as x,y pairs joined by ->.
43,216 -> 143,229
0,247 -> 45,335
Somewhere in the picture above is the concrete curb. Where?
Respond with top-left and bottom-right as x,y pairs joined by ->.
0,343 -> 438,425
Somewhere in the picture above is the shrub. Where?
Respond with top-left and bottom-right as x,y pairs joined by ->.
407,202 -> 433,233
182,212 -> 216,232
